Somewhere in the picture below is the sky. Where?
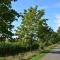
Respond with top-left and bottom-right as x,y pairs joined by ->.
11,0 -> 60,32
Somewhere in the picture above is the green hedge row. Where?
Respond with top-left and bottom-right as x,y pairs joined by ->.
0,42 -> 39,56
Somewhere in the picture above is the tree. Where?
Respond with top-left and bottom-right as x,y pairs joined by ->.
16,6 -> 50,50
0,0 -> 19,41
56,27 -> 60,43
57,27 -> 60,36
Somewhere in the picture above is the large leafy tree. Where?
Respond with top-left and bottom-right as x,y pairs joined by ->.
0,0 -> 19,40
16,6 -> 50,50
16,6 -> 60,51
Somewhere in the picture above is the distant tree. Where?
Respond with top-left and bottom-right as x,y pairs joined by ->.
57,27 -> 60,36
0,0 -> 19,41
56,27 -> 60,43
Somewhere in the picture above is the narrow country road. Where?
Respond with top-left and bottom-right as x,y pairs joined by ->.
40,44 -> 60,60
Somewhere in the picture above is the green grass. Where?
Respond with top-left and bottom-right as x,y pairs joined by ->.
30,53 -> 45,60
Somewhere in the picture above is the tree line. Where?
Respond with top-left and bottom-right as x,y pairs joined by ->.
0,0 -> 60,56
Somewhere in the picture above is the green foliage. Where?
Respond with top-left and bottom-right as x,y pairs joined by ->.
0,0 -> 19,40
0,41 -> 39,56
0,2 -> 60,56
16,6 -> 60,51
57,27 -> 60,36
16,6 -> 49,50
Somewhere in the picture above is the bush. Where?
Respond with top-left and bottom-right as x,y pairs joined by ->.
0,41 -> 39,56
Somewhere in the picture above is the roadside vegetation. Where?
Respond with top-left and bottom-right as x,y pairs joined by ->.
30,44 -> 57,60
0,0 -> 60,60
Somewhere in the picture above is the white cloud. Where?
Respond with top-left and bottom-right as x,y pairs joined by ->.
55,15 -> 60,27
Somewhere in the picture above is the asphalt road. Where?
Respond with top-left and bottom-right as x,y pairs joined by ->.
40,45 -> 60,60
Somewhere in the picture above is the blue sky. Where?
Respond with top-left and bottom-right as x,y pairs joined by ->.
11,0 -> 60,32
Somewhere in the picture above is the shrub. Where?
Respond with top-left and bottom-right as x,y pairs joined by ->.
0,41 -> 39,56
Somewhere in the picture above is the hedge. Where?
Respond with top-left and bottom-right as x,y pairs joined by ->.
0,41 -> 39,56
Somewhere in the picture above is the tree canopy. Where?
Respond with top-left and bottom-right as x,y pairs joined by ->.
0,0 -> 19,40
16,6 -> 55,50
